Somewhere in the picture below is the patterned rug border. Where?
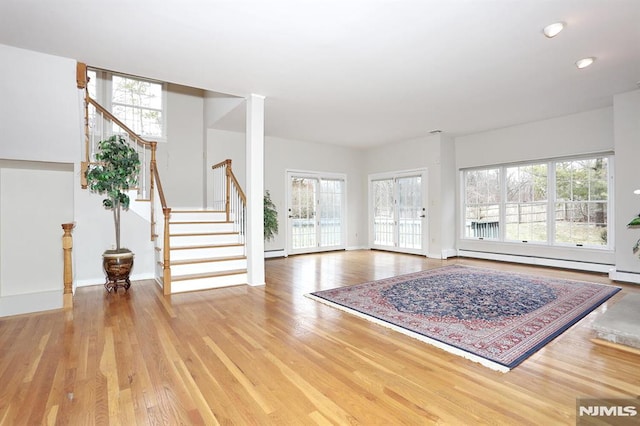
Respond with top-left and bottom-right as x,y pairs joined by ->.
305,265 -> 621,372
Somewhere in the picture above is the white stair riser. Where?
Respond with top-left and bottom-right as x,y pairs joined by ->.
170,233 -> 239,246
171,273 -> 248,293
171,259 -> 247,276
170,245 -> 245,260
129,197 -> 151,222
170,211 -> 227,222
170,222 -> 235,234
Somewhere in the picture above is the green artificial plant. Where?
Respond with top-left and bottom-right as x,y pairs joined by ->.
86,135 -> 141,253
264,190 -> 279,241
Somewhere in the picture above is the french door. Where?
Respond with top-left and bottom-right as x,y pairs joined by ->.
370,170 -> 428,255
287,172 -> 346,255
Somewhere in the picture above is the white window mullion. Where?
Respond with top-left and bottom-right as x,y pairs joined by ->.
548,161 -> 556,246
607,157 -> 615,250
499,165 -> 506,241
104,72 -> 113,111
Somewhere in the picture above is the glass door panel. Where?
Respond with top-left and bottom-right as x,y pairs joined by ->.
290,177 -> 317,250
372,179 -> 394,247
319,179 -> 343,248
397,176 -> 422,250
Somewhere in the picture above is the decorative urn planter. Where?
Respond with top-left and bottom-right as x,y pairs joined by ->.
103,250 -> 134,292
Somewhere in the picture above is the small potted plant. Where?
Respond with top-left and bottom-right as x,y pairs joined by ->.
264,190 -> 278,241
86,135 -> 141,292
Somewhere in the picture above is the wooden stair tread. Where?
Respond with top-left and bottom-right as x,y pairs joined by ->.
170,255 -> 246,266
172,269 -> 247,281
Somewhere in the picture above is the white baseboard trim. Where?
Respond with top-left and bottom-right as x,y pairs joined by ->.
608,269 -> 640,285
458,249 -> 612,274
0,290 -> 62,317
76,272 -> 156,288
267,247 -> 367,258
439,249 -> 458,260
427,250 -> 457,259
265,249 -> 285,259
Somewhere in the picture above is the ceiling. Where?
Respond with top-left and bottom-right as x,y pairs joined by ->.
1,0 -> 639,148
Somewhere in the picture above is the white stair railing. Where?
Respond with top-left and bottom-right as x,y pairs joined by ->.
212,159 -> 247,250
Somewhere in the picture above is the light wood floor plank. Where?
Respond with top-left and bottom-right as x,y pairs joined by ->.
1,250 -> 639,425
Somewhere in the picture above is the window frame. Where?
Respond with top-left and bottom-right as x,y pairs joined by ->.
87,68 -> 167,142
460,154 -> 614,250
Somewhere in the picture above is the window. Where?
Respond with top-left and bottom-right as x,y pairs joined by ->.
555,158 -> 609,246
87,69 -> 165,140
505,163 -> 548,242
464,168 -> 500,239
462,155 -> 612,248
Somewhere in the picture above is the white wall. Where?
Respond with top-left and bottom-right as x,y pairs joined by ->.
456,107 -> 614,169
206,128 -> 246,203
0,44 -> 79,163
156,83 -> 206,208
455,107 -> 616,268
0,161 -> 74,317
613,90 -> 640,276
440,134 -> 457,256
0,44 -> 81,316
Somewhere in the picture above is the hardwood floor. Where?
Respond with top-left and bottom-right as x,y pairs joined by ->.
1,250 -> 639,425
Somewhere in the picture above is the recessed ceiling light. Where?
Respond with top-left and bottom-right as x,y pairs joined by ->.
634,189 -> 640,195
543,22 -> 565,38
575,57 -> 596,69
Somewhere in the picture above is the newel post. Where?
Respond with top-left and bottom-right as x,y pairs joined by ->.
150,142 -> 157,241
61,223 -> 75,309
225,159 -> 232,222
77,62 -> 90,189
163,207 -> 172,295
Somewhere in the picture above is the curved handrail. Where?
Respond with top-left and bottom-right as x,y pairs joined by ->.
87,97 -> 155,149
211,159 -> 246,247
228,169 -> 246,204
151,159 -> 168,209
211,159 -> 232,170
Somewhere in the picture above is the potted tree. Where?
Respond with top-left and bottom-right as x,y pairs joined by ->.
86,135 -> 141,292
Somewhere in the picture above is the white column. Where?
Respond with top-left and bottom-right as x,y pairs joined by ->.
246,94 -> 266,286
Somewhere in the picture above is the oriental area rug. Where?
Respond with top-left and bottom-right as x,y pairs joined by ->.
306,265 -> 620,372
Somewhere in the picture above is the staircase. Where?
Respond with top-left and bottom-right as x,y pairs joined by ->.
157,210 -> 247,293
78,62 -> 249,295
